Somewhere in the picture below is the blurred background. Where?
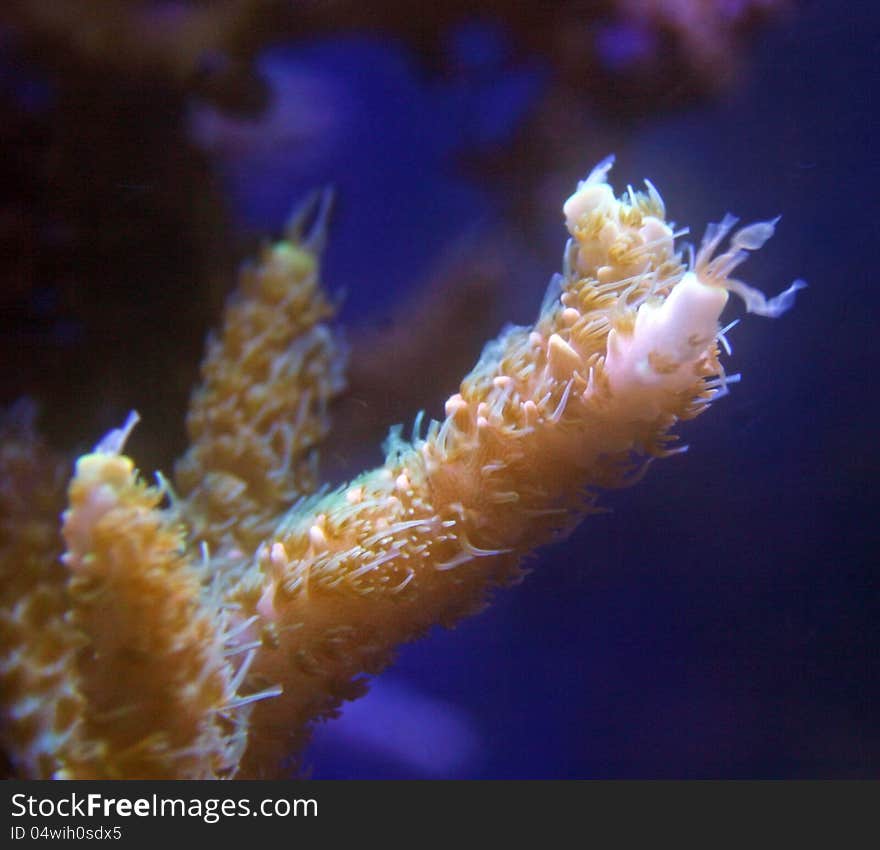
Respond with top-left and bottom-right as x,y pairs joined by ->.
1,0 -> 876,777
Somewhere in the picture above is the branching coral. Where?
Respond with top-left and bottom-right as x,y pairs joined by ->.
0,158 -> 801,778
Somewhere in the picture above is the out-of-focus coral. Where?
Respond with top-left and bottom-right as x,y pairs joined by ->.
2,0 -> 791,113
0,0 -> 284,111
326,228 -> 516,481
274,0 -> 791,105
0,159 -> 800,778
0,401 -> 79,778
614,0 -> 790,74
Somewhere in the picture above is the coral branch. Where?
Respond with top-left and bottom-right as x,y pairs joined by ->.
57,448 -> 246,779
229,159 -> 798,776
175,191 -> 345,556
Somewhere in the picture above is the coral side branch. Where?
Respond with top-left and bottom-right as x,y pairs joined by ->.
174,191 -> 346,557
57,449 -> 249,778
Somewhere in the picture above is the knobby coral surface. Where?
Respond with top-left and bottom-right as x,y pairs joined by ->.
0,159 -> 801,778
